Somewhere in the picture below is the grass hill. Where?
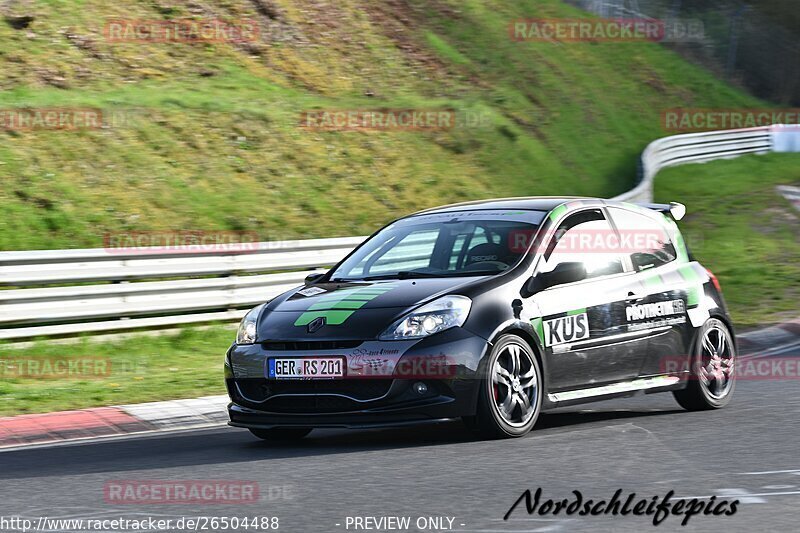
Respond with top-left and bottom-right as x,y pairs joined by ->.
0,0 -> 760,249
656,153 -> 800,329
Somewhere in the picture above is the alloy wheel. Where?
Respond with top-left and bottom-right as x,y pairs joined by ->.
697,323 -> 735,400
491,342 -> 539,427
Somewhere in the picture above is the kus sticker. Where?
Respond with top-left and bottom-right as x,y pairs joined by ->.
544,313 -> 589,347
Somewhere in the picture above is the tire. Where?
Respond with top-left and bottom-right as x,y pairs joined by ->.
468,334 -> 542,438
673,318 -> 736,411
248,428 -> 312,441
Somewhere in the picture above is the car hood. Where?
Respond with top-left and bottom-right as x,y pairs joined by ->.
257,277 -> 481,341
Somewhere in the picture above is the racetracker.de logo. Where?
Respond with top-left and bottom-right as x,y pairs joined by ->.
103,480 -> 259,505
103,19 -> 260,43
661,356 -> 800,380
103,231 -> 266,254
509,18 -> 665,42
299,109 -> 456,131
662,109 -> 800,132
0,108 -> 104,131
0,356 -> 112,379
508,229 -> 667,254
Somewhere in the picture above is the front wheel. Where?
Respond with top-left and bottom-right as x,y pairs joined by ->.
673,318 -> 736,410
468,334 -> 542,438
248,428 -> 312,441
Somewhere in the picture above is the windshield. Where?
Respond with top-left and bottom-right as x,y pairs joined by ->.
330,209 -> 546,281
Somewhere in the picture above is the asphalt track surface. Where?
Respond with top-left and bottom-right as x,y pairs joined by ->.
1,343 -> 799,533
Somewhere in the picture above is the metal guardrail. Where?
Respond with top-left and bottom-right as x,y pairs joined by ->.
0,237 -> 366,340
1,125 -> 798,341
612,126 -> 777,202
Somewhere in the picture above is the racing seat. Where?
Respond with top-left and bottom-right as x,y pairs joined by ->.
463,243 -> 513,271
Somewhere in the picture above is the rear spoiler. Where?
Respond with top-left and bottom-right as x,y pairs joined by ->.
638,202 -> 686,221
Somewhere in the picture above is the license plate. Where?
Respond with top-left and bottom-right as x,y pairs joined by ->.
267,357 -> 345,379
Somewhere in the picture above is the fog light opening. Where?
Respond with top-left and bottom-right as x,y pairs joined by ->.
413,381 -> 428,395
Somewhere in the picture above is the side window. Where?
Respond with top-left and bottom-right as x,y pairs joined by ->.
609,207 -> 677,272
540,209 -> 624,281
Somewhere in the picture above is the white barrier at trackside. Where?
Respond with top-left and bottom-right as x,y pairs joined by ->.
1,125 -> 798,340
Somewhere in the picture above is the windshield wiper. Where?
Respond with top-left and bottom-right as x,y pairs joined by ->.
360,271 -> 442,280
338,270 -> 500,282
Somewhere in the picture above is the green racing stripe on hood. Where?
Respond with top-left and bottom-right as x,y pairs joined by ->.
294,310 -> 355,326
293,283 -> 398,326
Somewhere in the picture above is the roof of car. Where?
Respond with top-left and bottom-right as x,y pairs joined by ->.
410,196 -> 591,216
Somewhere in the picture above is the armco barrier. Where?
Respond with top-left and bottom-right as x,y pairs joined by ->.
0,125 -> 797,340
612,126 -> 776,202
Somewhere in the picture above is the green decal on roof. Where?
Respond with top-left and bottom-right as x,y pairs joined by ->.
567,308 -> 586,316
549,204 -> 568,222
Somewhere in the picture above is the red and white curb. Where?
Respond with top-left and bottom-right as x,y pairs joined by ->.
2,319 -> 799,449
737,318 -> 800,355
777,185 -> 800,212
0,395 -> 227,448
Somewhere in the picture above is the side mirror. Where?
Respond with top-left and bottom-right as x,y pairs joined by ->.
529,262 -> 587,292
304,272 -> 325,284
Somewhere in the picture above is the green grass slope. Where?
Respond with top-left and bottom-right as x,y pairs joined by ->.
0,0 -> 760,249
655,153 -> 800,329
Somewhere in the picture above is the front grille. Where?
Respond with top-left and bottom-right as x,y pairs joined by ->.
233,378 -> 395,413
263,395 -> 360,413
264,379 -> 393,400
261,340 -> 362,351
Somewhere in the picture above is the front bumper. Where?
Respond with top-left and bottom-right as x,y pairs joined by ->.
225,327 -> 488,429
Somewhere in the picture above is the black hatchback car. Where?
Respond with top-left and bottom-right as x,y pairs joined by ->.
226,197 -> 736,439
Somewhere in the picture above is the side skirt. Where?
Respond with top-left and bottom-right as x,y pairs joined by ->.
544,374 -> 686,408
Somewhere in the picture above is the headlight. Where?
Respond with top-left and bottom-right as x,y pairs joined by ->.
379,295 -> 472,340
236,304 -> 265,344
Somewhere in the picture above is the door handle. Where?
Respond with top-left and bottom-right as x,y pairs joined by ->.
626,291 -> 644,303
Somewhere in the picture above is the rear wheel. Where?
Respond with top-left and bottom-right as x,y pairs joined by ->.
674,318 -> 735,410
248,428 -> 312,441
468,334 -> 542,438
